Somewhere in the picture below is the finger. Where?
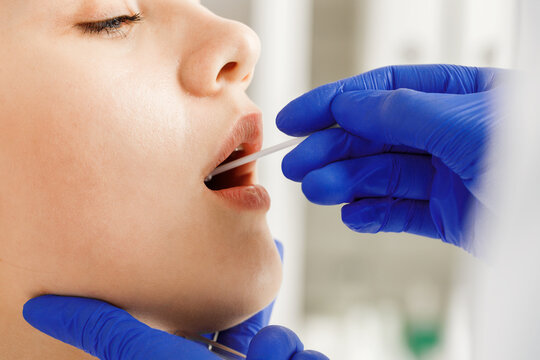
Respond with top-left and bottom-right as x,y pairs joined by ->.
247,326 -> 304,360
282,128 -> 424,182
333,88 -> 495,169
23,295 -> 217,360
276,65 -> 496,136
218,239 -> 283,353
342,198 -> 440,238
332,89 -> 449,151
292,350 -> 331,360
430,158 -> 475,248
301,154 -> 434,206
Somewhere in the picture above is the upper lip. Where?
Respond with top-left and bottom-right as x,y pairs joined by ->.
204,112 -> 264,179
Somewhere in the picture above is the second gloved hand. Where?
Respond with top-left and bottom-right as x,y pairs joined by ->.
22,297 -> 328,360
278,65 -> 505,253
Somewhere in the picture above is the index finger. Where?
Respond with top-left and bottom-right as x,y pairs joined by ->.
276,65 -> 497,136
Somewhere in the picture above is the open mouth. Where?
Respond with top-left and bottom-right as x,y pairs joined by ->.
204,143 -> 258,191
203,112 -> 270,210
204,112 -> 263,192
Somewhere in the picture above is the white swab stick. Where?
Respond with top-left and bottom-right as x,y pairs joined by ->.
206,136 -> 307,181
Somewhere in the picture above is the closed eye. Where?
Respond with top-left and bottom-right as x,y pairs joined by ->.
78,13 -> 143,38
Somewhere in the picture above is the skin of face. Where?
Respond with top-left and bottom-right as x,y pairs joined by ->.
0,0 -> 282,335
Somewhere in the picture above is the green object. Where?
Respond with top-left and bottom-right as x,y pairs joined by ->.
404,322 -> 441,358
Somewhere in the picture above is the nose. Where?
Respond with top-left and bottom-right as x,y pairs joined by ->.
180,15 -> 261,97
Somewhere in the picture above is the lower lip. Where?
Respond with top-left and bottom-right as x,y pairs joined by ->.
213,184 -> 271,211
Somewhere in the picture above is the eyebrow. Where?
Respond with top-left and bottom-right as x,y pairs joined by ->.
74,0 -> 133,21
75,0 -> 113,18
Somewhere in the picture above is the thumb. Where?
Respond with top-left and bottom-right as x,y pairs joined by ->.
331,89 -> 491,177
332,88 -> 458,150
247,326 -> 304,360
23,295 -> 217,360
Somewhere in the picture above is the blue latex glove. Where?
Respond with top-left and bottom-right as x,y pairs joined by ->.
22,242 -> 329,359
247,326 -> 329,360
277,65 -> 505,252
22,297 -> 326,360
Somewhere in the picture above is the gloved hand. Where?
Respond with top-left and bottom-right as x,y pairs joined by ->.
23,295 -> 225,359
277,65 -> 505,253
22,241 -> 329,359
247,326 -> 329,360
23,297 -> 327,360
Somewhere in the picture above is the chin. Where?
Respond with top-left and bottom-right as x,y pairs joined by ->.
130,232 -> 283,335
138,269 -> 282,335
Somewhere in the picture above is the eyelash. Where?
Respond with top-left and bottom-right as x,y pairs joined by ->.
79,13 -> 143,38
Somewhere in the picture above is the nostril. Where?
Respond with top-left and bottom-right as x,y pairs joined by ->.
222,62 -> 237,72
218,62 -> 238,81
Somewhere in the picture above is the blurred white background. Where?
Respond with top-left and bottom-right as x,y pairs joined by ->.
201,1 -> 520,358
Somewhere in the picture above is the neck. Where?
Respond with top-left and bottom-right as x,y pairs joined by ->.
0,265 -> 94,360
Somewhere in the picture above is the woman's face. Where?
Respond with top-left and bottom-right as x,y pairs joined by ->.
0,0 -> 282,333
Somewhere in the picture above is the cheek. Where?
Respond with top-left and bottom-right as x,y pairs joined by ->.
0,52 -> 206,290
